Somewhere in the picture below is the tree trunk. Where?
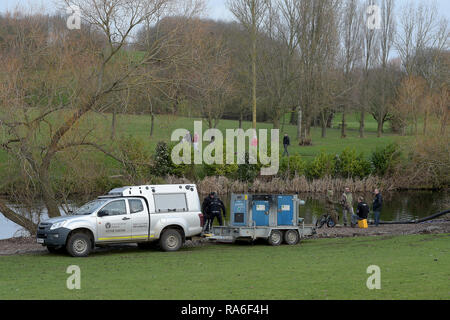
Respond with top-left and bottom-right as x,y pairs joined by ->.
377,118 -> 383,137
281,109 -> 286,132
251,18 -> 257,130
297,106 -> 302,140
321,119 -> 327,138
39,168 -> 60,218
341,110 -> 346,138
423,109 -> 428,135
149,97 -> 154,137
359,110 -> 365,138
150,113 -> 154,137
441,114 -> 447,135
290,105 -> 297,124
327,112 -> 334,128
111,108 -> 116,140
0,199 -> 37,234
273,118 -> 280,129
301,113 -> 312,144
273,109 -> 280,129
414,117 -> 418,136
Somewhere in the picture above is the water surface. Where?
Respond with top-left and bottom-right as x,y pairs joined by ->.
1,190 -> 448,239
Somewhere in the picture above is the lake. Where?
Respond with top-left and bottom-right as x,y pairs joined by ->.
0,190 -> 448,240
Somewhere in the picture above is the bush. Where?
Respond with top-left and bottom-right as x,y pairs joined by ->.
151,141 -> 202,179
203,142 -> 239,178
236,152 -> 261,182
370,143 -> 401,177
168,143 -> 195,178
336,148 -> 372,179
151,141 -> 176,177
306,152 -> 336,179
279,155 -> 307,178
204,162 -> 239,177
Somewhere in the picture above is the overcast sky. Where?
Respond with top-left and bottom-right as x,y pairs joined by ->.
1,0 -> 449,24
0,0 -> 450,27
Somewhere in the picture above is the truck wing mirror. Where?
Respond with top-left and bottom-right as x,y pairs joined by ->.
98,210 -> 108,217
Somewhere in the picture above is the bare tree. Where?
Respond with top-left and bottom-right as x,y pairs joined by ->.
371,0 -> 396,137
432,83 -> 449,135
396,0 -> 448,76
0,0 -> 202,229
257,0 -> 300,129
339,0 -> 363,138
394,75 -> 427,135
396,0 -> 448,135
188,20 -> 233,128
293,0 -> 341,144
227,0 -> 269,129
359,0 -> 379,138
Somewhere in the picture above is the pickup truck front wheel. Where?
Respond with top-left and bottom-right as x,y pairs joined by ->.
160,229 -> 183,252
66,233 -> 91,257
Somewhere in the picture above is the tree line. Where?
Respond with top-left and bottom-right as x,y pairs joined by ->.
0,0 -> 448,232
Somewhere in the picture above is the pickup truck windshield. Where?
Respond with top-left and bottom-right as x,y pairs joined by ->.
73,199 -> 108,215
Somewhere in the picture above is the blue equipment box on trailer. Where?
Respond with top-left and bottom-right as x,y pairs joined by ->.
209,193 -> 314,245
230,194 -> 296,227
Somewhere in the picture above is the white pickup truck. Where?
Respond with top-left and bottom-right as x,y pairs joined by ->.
36,184 -> 204,257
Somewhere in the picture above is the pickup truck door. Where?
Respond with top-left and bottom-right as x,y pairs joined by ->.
97,199 -> 132,242
128,198 -> 150,240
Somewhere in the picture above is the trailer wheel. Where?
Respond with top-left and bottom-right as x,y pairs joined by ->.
284,230 -> 300,245
267,230 -> 283,246
66,233 -> 91,257
160,229 -> 183,252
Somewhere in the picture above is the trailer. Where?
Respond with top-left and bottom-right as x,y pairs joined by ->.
206,194 -> 315,245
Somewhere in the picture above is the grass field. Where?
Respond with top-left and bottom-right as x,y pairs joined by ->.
0,234 -> 448,300
102,111 -> 405,161
0,111 -> 405,166
0,111 -> 409,186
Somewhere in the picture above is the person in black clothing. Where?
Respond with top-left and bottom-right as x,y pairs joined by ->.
372,188 -> 383,226
283,134 -> 290,157
351,197 -> 369,228
202,192 -> 226,232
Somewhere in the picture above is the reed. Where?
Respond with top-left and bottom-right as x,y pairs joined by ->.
162,174 -> 400,195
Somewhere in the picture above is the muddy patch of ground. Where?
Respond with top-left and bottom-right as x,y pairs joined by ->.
1,219 -> 449,256
312,219 -> 450,239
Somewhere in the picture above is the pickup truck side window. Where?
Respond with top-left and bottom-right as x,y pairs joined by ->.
129,199 -> 144,214
153,193 -> 188,213
100,200 -> 127,216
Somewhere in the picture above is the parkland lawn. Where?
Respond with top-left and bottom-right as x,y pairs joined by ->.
0,234 -> 448,300
0,110 -> 424,192
0,111 -> 406,173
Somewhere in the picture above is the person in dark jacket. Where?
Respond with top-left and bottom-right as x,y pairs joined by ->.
351,197 -> 369,227
282,134 -> 290,157
372,189 -> 383,226
202,192 -> 226,232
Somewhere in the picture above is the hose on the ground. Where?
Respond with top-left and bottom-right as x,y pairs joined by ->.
377,209 -> 450,225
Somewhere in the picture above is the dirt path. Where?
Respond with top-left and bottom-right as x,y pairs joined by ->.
1,219 -> 449,256
312,219 -> 450,239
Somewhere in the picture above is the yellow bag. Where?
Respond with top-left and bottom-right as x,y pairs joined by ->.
358,219 -> 368,229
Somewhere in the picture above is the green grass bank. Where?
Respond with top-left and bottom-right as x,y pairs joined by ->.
0,233 -> 448,300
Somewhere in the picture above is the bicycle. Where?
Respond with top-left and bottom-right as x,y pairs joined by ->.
315,213 -> 337,228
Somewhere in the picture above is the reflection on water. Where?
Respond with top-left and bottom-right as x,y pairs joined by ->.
1,190 -> 448,239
